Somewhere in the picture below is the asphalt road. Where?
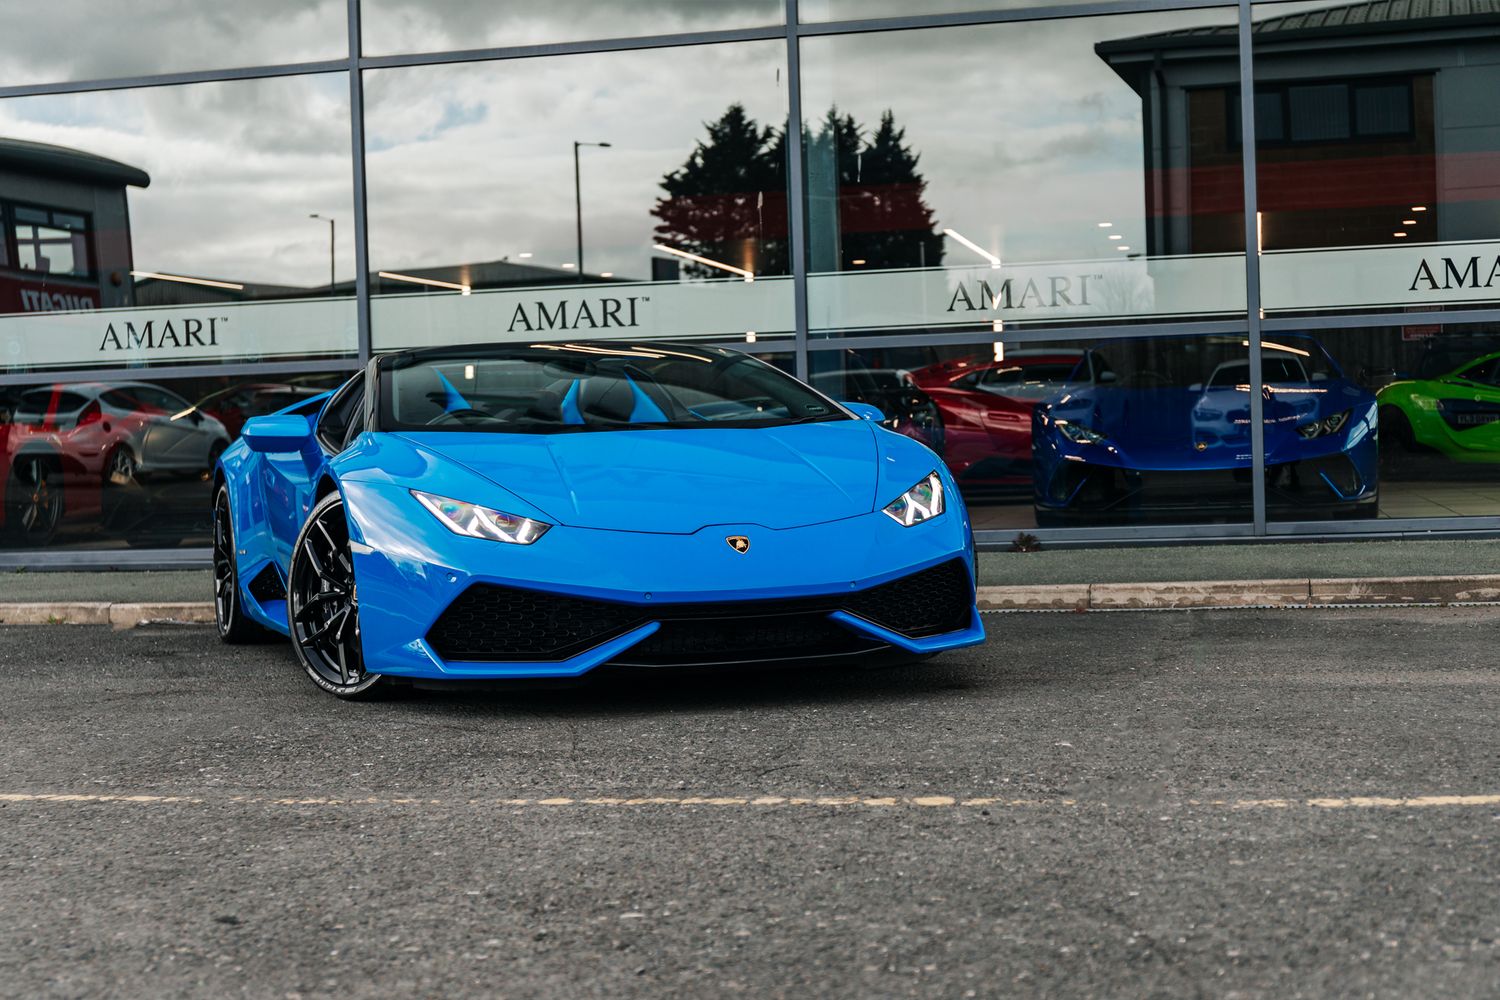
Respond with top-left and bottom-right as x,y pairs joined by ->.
3,608 -> 1499,998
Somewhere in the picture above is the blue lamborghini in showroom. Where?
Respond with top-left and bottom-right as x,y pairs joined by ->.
1032,334 -> 1378,525
212,342 -> 983,698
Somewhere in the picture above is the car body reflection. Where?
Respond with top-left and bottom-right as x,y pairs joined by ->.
0,381 -> 230,545
1032,335 -> 1378,525
910,350 -> 1097,490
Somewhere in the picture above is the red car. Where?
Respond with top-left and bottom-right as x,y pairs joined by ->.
910,350 -> 1099,488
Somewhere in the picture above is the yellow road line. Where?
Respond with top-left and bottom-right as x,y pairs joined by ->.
2,792 -> 1500,811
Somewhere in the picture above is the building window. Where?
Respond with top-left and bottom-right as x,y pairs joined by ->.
1231,77 -> 1414,147
9,204 -> 91,278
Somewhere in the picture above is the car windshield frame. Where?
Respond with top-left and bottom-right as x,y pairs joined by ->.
373,342 -> 852,435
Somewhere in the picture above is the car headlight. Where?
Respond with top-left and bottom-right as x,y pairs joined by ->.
1056,419 -> 1108,445
883,471 -> 944,526
411,490 -> 551,544
1296,409 -> 1351,439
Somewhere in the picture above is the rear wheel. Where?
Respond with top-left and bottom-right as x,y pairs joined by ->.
4,455 -> 62,546
213,485 -> 274,643
288,492 -> 385,699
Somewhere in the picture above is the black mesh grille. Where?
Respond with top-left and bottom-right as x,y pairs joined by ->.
426,586 -> 646,661
426,558 -> 974,663
843,559 -> 974,638
248,564 -> 286,603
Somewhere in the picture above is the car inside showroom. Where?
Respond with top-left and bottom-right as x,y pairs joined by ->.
2,0 -> 1499,559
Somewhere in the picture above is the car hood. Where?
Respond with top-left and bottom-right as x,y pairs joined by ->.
391,420 -> 880,533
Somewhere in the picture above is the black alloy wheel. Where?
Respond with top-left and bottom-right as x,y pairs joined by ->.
213,485 -> 273,644
288,492 -> 384,699
4,455 -> 62,546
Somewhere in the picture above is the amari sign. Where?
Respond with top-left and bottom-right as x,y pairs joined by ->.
5,240 -> 1500,371
0,298 -> 356,370
1260,240 -> 1500,313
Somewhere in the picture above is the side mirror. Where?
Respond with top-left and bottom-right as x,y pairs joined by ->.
242,413 -> 312,453
1097,371 -> 1118,384
839,401 -> 885,422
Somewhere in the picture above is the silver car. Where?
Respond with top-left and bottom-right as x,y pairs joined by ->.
10,380 -> 232,480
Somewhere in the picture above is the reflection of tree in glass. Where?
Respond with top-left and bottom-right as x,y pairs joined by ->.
825,109 -> 944,271
652,103 -> 789,278
651,103 -> 943,277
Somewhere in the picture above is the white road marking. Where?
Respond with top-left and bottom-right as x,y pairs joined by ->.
2,792 -> 1499,811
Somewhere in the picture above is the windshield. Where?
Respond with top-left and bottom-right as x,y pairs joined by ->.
1090,337 -> 1333,389
378,344 -> 847,433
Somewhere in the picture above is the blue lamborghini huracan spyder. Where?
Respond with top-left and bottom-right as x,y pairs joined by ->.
1032,334 -> 1378,525
213,342 -> 984,698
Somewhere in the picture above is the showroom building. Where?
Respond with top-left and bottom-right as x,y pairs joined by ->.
1,0 -> 1498,563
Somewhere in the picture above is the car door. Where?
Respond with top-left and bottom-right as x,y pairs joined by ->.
118,385 -> 196,470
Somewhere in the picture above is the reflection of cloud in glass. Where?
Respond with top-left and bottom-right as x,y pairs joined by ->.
0,8 -> 1239,294
363,41 -> 788,281
0,1 -> 346,86
359,0 -> 784,56
0,75 -> 355,287
800,8 -> 1236,263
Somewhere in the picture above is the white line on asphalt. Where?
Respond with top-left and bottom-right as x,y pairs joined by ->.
3,792 -> 1499,811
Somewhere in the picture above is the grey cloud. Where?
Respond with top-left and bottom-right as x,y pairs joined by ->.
0,1 -> 346,86
0,3 -> 1240,291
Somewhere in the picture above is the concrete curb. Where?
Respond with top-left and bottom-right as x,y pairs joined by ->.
977,574 -> 1500,611
3,575 -> 1500,628
0,601 -> 215,629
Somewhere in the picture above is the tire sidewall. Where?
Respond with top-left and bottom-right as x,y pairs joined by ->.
289,491 -> 382,698
5,454 -> 62,546
213,484 -> 240,640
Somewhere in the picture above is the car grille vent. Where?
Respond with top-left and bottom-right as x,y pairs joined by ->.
425,559 -> 973,663
248,564 -> 286,603
842,559 -> 974,638
426,585 -> 646,662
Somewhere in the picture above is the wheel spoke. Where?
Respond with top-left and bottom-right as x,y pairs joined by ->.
300,534 -> 330,580
293,589 -> 344,622
305,606 -> 349,647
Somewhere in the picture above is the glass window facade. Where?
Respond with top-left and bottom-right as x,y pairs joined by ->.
363,40 -> 793,351
800,7 -> 1246,339
0,1 -> 348,86
5,0 -> 1500,557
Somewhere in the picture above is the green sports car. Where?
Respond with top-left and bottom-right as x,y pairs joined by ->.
1377,351 -> 1500,462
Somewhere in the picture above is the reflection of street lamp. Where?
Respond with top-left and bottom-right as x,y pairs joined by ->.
573,141 -> 612,280
309,214 -> 334,294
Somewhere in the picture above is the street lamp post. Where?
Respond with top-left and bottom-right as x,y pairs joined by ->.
309,214 -> 335,295
573,141 -> 611,280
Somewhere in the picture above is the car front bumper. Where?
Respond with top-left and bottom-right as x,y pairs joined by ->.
340,480 -> 983,680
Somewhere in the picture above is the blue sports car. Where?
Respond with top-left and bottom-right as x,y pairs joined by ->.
1032,335 -> 1378,525
213,341 -> 984,698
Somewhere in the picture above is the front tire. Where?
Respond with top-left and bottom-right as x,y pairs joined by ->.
288,492 -> 385,699
213,485 -> 275,644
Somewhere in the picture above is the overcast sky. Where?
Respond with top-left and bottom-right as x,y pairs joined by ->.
0,3 -> 1237,288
